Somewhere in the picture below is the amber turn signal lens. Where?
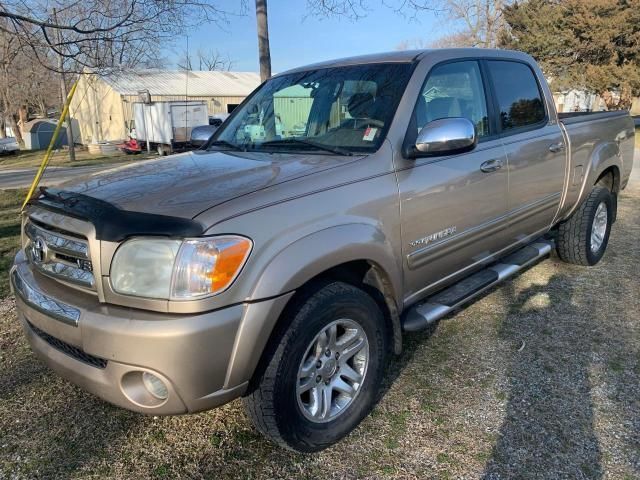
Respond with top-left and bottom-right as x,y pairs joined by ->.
171,236 -> 253,299
208,238 -> 253,292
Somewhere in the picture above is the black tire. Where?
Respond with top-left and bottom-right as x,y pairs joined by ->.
556,186 -> 613,266
157,144 -> 170,156
243,281 -> 389,452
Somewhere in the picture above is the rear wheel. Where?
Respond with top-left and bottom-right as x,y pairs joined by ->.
556,186 -> 613,266
243,281 -> 388,452
156,144 -> 171,156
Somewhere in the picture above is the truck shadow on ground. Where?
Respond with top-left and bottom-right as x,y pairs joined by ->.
482,267 -> 639,479
483,274 -> 602,479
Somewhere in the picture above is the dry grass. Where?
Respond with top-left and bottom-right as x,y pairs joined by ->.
0,189 -> 26,297
0,156 -> 638,479
0,148 -> 153,171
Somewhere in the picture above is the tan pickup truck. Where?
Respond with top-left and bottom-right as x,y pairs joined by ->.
12,49 -> 635,452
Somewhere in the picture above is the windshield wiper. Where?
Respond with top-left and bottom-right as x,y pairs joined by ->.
260,138 -> 353,156
207,140 -> 244,151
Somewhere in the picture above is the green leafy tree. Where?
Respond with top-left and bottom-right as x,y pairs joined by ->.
500,0 -> 640,109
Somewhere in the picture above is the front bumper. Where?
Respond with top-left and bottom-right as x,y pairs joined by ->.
11,251 -> 292,415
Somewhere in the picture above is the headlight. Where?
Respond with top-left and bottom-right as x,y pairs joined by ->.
111,236 -> 252,300
111,239 -> 181,299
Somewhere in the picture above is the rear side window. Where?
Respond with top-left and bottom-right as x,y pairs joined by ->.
487,61 -> 545,131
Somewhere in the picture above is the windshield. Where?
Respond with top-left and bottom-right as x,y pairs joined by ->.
211,62 -> 414,154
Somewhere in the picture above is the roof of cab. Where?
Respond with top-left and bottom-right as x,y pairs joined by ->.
276,48 -> 533,76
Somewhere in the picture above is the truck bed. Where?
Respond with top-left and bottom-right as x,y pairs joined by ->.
558,110 -> 629,126
556,109 -> 635,222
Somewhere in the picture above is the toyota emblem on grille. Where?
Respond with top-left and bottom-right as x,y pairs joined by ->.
30,237 -> 47,263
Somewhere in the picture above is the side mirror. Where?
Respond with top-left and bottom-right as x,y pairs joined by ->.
414,117 -> 477,156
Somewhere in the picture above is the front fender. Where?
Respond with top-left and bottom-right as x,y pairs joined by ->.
223,224 -> 403,389
250,223 -> 403,307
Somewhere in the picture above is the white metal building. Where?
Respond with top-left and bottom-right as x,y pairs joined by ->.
70,69 -> 261,145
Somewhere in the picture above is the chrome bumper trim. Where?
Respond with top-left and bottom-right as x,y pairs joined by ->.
11,268 -> 80,327
30,258 -> 95,289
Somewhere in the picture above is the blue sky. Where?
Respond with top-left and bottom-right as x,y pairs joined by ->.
172,1 -> 445,72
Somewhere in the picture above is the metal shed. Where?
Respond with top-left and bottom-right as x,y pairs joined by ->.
70,69 -> 261,145
22,119 -> 68,150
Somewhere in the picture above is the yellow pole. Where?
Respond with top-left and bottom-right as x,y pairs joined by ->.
21,79 -> 79,211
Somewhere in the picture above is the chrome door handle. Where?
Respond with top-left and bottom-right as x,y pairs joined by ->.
480,159 -> 504,173
549,142 -> 565,153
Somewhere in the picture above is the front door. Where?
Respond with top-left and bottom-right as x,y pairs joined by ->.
396,60 -> 511,305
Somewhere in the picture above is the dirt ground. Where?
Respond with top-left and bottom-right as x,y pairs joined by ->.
0,156 -> 638,479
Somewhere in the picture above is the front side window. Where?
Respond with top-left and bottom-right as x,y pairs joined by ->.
213,63 -> 414,154
487,61 -> 546,131
414,61 -> 489,138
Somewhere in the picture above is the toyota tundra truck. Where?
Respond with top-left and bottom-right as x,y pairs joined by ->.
11,49 -> 635,452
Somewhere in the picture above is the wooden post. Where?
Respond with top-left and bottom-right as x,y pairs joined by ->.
255,0 -> 272,82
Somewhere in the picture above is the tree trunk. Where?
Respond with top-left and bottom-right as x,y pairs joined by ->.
255,0 -> 271,82
18,105 -> 27,125
58,73 -> 76,159
6,113 -> 23,147
54,7 -> 76,161
0,63 -> 23,147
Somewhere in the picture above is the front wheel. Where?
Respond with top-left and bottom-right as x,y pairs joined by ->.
243,281 -> 388,452
556,186 -> 613,266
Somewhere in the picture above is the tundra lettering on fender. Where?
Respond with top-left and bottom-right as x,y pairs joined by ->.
12,48 -> 634,452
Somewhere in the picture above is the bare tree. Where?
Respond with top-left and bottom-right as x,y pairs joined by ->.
305,0 -> 369,20
0,0 -> 233,72
306,0 -> 443,20
436,0 -> 506,48
0,29 -> 62,146
307,0 -> 505,49
396,0 -> 508,49
0,22 -> 59,145
19,59 -> 58,118
177,51 -> 194,72
177,48 -> 233,71
0,0 -> 234,152
395,38 -> 430,50
0,26 -> 24,145
198,48 -> 233,71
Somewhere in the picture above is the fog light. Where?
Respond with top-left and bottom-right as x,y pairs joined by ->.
142,372 -> 168,400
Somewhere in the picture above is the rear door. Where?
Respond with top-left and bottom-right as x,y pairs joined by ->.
396,60 -> 511,304
485,60 -> 566,243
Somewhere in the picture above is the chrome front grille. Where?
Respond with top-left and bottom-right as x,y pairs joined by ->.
24,219 -> 95,290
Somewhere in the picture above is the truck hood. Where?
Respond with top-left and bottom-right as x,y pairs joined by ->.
61,150 -> 359,219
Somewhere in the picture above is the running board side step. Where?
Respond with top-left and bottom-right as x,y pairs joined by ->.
402,240 -> 554,332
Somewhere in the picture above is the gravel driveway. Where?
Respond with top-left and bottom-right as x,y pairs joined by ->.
1,155 -> 638,479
